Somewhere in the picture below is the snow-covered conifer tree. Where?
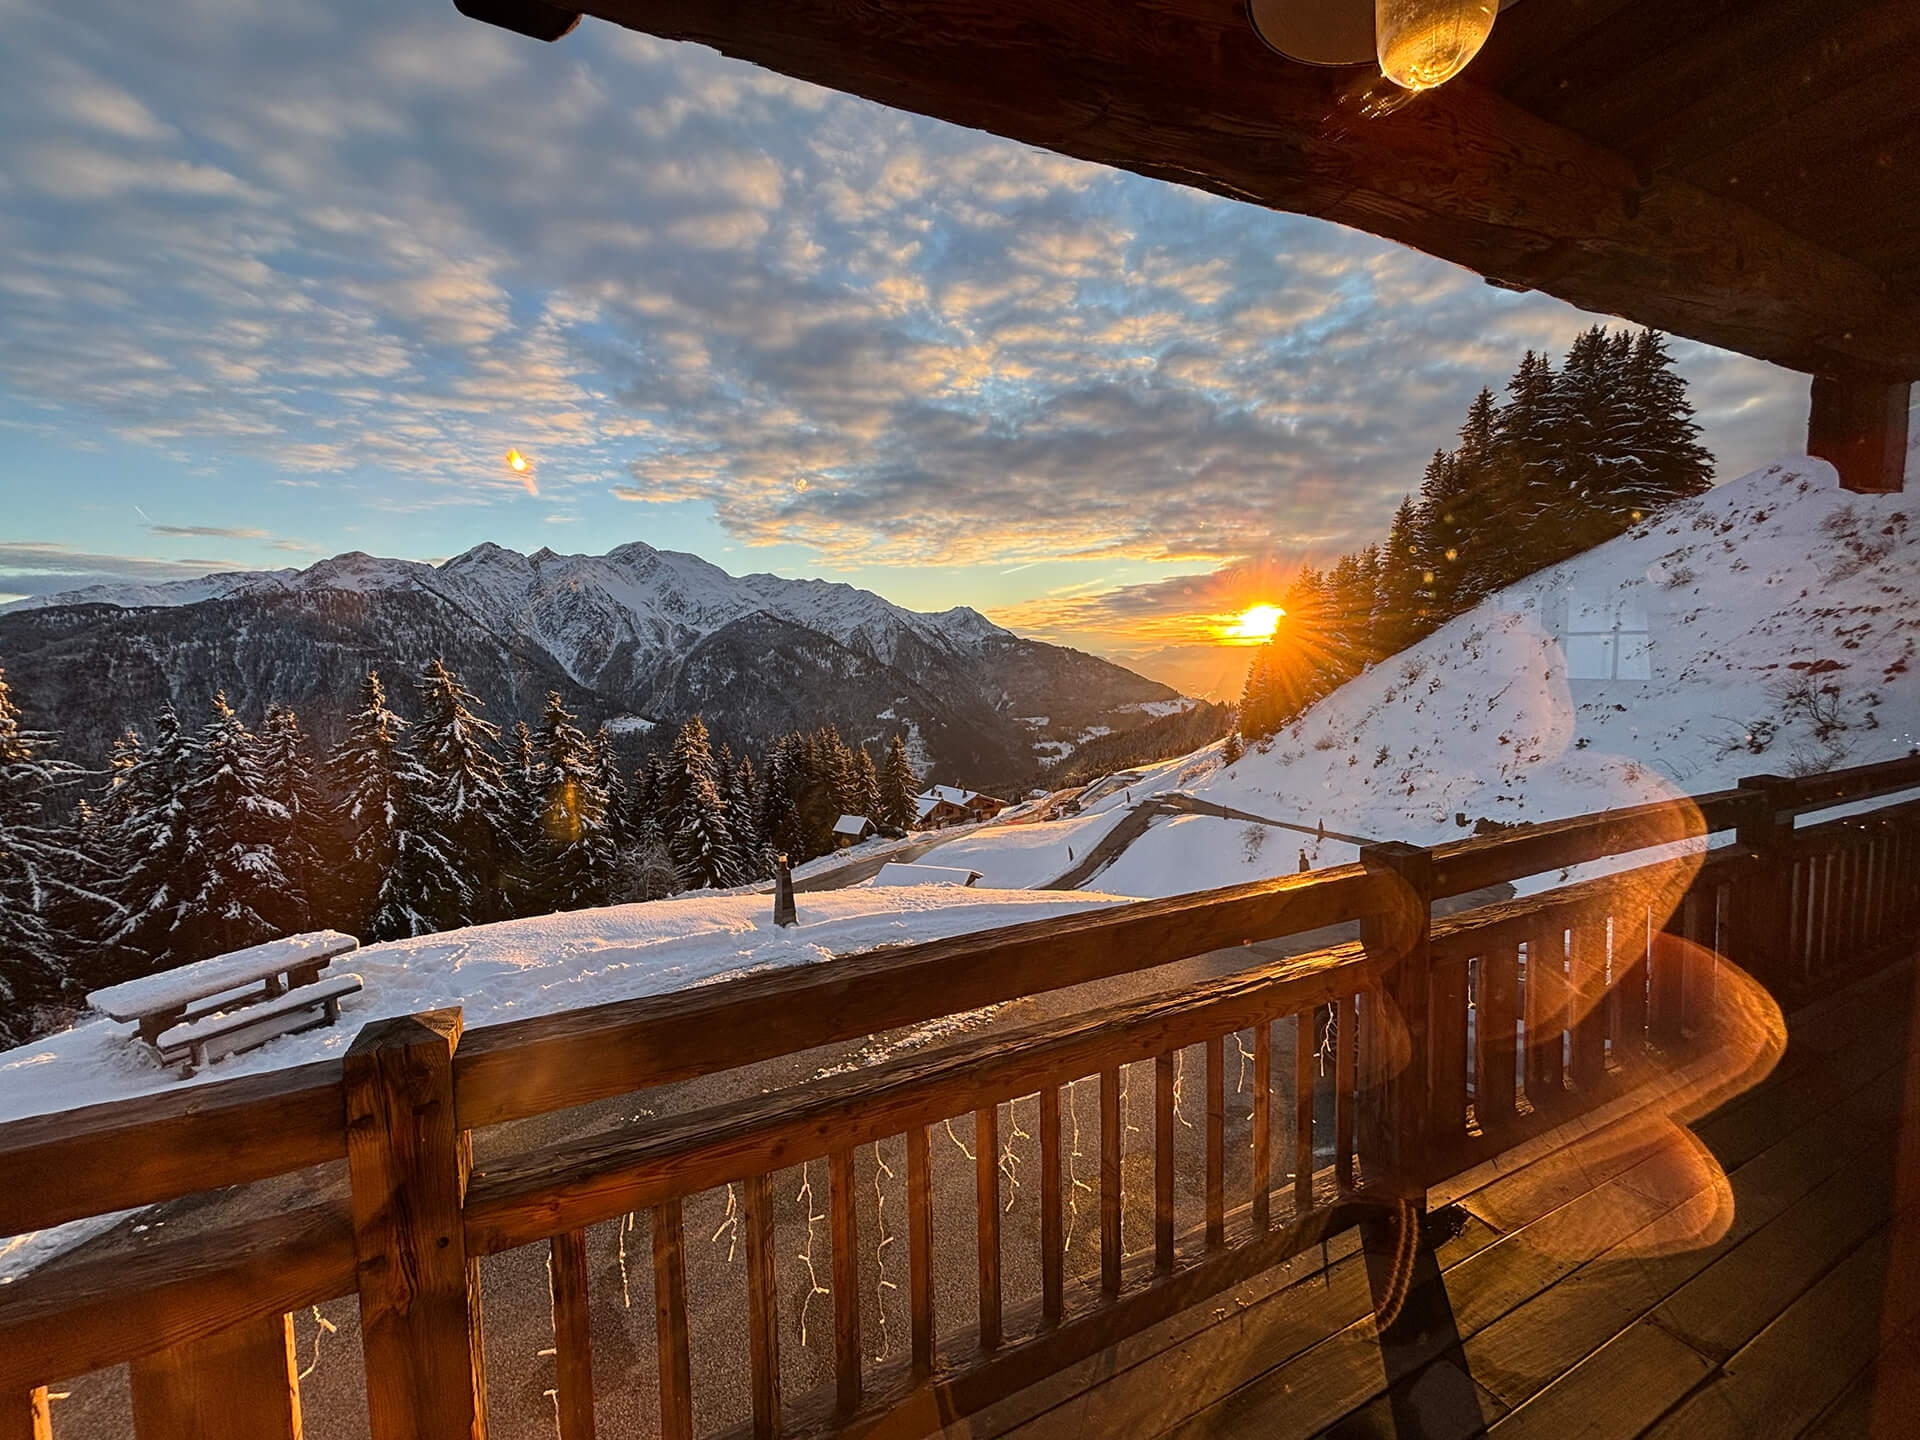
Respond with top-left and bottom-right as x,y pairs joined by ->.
410,660 -> 514,928
333,670 -> 442,940
258,705 -> 323,933
0,666 -> 105,1040
878,734 -> 918,830
170,693 -> 295,961
103,705 -> 199,975
532,692 -> 615,911
664,716 -> 744,889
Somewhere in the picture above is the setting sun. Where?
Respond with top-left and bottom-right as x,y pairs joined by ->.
1224,603 -> 1284,643
506,448 -> 529,473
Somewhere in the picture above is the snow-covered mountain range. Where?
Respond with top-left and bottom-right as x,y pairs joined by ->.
0,542 -> 1176,785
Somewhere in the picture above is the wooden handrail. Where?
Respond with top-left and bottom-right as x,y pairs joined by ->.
0,1200 -> 354,1392
0,1058 -> 346,1238
1777,753 -> 1920,814
463,939 -> 1376,1256
1428,787 -> 1747,897
451,862 -> 1388,1130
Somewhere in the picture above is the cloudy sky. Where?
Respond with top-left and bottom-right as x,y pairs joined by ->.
0,0 -> 1809,695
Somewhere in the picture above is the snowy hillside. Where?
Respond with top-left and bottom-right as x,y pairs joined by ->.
939,458 -> 1920,895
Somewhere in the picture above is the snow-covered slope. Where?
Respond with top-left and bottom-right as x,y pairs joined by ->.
935,458 -> 1920,896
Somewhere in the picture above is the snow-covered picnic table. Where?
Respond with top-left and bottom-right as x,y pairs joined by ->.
86,930 -> 361,1046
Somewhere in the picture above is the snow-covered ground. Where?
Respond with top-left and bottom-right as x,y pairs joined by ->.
924,458 -> 1920,895
0,888 -> 1121,1131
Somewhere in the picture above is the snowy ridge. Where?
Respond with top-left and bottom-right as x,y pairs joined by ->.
934,457 -> 1920,896
1,541 -> 1014,690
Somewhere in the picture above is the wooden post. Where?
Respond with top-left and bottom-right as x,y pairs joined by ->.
127,1313 -> 301,1440
1808,375 -> 1909,494
1736,775 -> 1797,999
344,1010 -> 488,1440
548,1230 -> 596,1440
2,1390 -> 50,1440
1359,842 -> 1433,1199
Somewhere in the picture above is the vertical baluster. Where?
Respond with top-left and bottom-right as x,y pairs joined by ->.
128,1314 -> 301,1440
1099,1068 -> 1122,1296
550,1229 -> 597,1440
1334,995 -> 1356,1190
1204,1037 -> 1225,1247
1567,921 -> 1606,1091
974,1107 -> 1002,1350
1429,950 -> 1470,1154
6,1390 -> 49,1440
744,1174 -> 782,1436
1154,1053 -> 1175,1273
1615,911 -> 1650,1062
651,1200 -> 694,1440
1479,942 -> 1520,1132
828,1148 -> 861,1412
1252,1022 -> 1272,1230
1039,1084 -> 1064,1325
906,1126 -> 935,1377
1530,929 -> 1564,1098
1294,1011 -> 1315,1213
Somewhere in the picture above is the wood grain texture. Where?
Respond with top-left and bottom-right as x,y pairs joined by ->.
454,866 -> 1382,1130
549,1230 -> 596,1440
564,0 -> 1920,378
0,1059 -> 345,1238
1154,1052 -> 1175,1272
828,1149 -> 861,1412
1295,1013 -> 1316,1215
1039,1085 -> 1063,1324
1251,1025 -> 1271,1230
651,1201 -> 693,1440
127,1312 -> 301,1440
1204,1037 -> 1225,1248
342,1010 -> 487,1440
0,1201 -> 354,1394
1099,1069 -> 1122,1296
0,1390 -> 49,1440
974,1107 -> 1002,1351
743,1173 -> 781,1437
906,1126 -> 935,1376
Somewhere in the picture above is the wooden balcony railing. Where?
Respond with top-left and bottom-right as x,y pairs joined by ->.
2,757 -> 1917,1440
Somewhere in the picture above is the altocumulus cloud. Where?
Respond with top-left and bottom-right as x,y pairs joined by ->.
0,0 -> 1803,588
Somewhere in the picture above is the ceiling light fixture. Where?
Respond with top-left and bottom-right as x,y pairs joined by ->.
1249,0 -> 1518,91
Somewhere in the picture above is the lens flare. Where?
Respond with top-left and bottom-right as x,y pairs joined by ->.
506,449 -> 529,473
1224,604 -> 1284,644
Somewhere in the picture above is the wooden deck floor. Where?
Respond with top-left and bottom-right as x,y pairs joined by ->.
959,950 -> 1920,1440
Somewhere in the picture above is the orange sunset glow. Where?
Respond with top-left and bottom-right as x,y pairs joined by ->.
1221,603 -> 1284,644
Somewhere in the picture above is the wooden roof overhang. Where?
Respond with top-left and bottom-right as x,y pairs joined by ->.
458,0 -> 1917,490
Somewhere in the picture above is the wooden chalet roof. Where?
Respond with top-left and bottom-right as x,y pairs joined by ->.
469,0 -> 1920,383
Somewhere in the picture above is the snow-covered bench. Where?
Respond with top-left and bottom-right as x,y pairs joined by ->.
87,930 -> 360,1046
154,973 -> 363,1075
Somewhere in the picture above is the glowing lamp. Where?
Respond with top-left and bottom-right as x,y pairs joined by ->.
1249,0 -> 1517,92
1376,0 -> 1496,90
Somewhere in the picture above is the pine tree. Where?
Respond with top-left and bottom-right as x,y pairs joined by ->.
877,735 -> 918,830
592,726 -> 635,849
0,666 -> 103,1040
532,693 -> 616,911
852,746 -> 880,821
1417,449 -> 1474,617
728,753 -> 770,880
758,736 -> 808,860
664,716 -> 744,889
333,670 -> 442,941
411,661 -> 514,929
1374,496 -> 1428,657
501,720 -> 546,916
257,706 -> 322,933
103,706 -> 200,974
170,693 -> 295,961
1618,329 -> 1714,518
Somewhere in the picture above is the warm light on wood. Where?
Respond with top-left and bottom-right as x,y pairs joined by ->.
1375,0 -> 1496,90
